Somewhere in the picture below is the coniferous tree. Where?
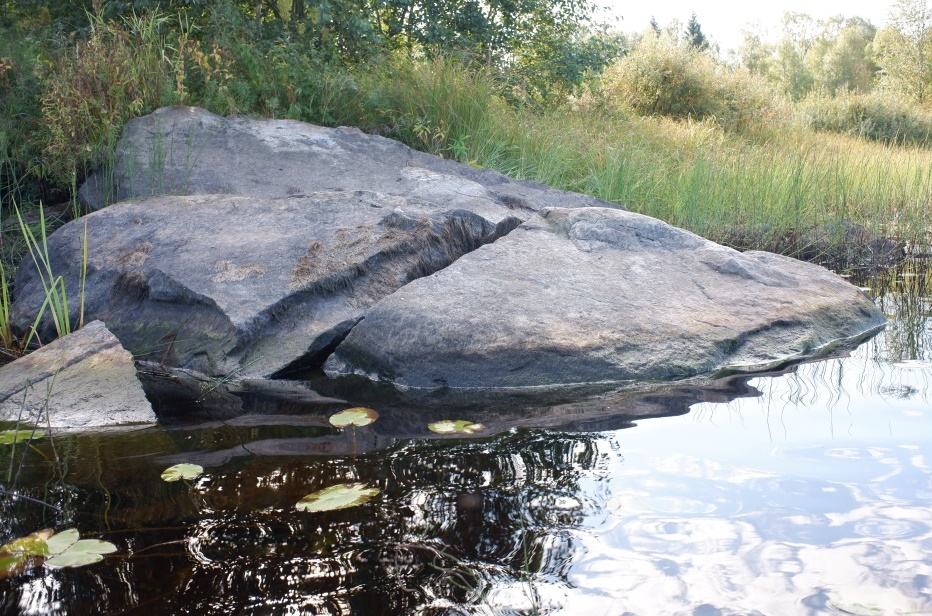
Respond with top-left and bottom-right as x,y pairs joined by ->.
650,16 -> 661,37
685,12 -> 708,50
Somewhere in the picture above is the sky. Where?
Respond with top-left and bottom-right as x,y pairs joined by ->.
601,0 -> 896,53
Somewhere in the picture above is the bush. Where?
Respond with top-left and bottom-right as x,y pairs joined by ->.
797,92 -> 932,146
0,30 -> 47,208
350,56 -> 510,158
39,11 -> 177,187
594,34 -> 780,133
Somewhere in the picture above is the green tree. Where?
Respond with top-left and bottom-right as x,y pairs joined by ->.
807,17 -> 877,94
684,13 -> 708,51
736,27 -> 773,75
873,0 -> 932,102
649,16 -> 661,37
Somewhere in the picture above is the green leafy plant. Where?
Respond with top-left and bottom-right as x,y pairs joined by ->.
0,429 -> 45,445
15,202 -> 83,344
0,528 -> 117,579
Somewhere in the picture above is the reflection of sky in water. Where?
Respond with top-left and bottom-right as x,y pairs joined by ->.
489,334 -> 932,615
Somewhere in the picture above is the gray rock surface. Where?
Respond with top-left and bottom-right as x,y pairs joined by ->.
17,106 -> 884,396
325,207 -> 886,388
0,320 -> 156,428
12,192 -> 519,378
79,105 -> 617,218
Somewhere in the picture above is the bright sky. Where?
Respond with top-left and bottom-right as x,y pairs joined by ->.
601,0 -> 896,53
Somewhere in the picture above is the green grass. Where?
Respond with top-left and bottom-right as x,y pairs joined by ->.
4,13 -> 932,282
319,58 -> 930,265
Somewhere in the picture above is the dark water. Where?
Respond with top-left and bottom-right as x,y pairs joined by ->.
1,264 -> 931,615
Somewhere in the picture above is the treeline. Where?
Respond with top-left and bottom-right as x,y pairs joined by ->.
0,0 -> 620,99
596,3 -> 932,146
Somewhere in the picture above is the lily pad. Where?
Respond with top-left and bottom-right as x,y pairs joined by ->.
0,529 -> 52,557
0,430 -> 45,445
45,539 -> 117,569
428,420 -> 486,435
45,529 -> 80,555
0,529 -> 52,580
329,407 -> 379,428
296,482 -> 380,512
161,463 -> 204,482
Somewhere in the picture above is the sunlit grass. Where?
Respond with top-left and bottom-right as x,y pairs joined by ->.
410,99 -> 932,261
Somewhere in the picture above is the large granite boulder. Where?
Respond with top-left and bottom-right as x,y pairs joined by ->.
12,192 -> 519,378
78,105 -> 616,218
324,207 -> 885,388
11,106 -> 884,397
0,321 -> 156,428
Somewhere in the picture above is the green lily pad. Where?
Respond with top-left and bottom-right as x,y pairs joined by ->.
45,539 -> 117,569
428,420 -> 486,435
161,463 -> 204,482
296,482 -> 380,512
0,529 -> 52,581
0,430 -> 45,445
45,529 -> 80,555
329,407 -> 379,428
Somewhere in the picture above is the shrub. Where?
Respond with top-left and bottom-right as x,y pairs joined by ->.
797,91 -> 932,146
39,11 -> 177,188
351,56 -> 510,158
595,34 -> 780,133
0,29 -> 49,209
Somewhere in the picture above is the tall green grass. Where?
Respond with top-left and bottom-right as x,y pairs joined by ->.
341,61 -> 931,264
6,10 -> 932,275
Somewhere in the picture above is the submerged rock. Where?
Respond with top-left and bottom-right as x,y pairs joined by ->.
325,207 -> 886,388
12,192 -> 519,378
78,105 -> 616,217
0,321 -> 155,428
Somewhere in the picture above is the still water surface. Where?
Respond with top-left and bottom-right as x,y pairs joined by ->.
1,264 -> 931,615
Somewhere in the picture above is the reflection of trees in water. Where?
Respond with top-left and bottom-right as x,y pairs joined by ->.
0,428 -> 603,614
862,258 -> 932,363
363,431 -> 599,612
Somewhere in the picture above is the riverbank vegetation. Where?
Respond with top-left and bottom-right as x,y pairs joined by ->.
2,0 -> 932,282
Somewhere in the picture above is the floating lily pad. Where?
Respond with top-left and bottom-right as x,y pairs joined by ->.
0,529 -> 52,557
0,430 -> 45,445
296,482 -> 380,512
329,407 -> 379,428
0,529 -> 52,580
45,529 -> 80,555
45,539 -> 117,569
428,420 -> 486,435
161,463 -> 204,482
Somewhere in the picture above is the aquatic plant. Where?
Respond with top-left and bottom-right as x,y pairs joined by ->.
329,407 -> 378,428
0,528 -> 117,579
161,463 -> 204,482
428,420 -> 486,435
295,482 -> 380,512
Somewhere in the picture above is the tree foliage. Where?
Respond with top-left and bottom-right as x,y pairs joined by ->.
684,13 -> 708,51
736,12 -> 879,99
873,0 -> 932,103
